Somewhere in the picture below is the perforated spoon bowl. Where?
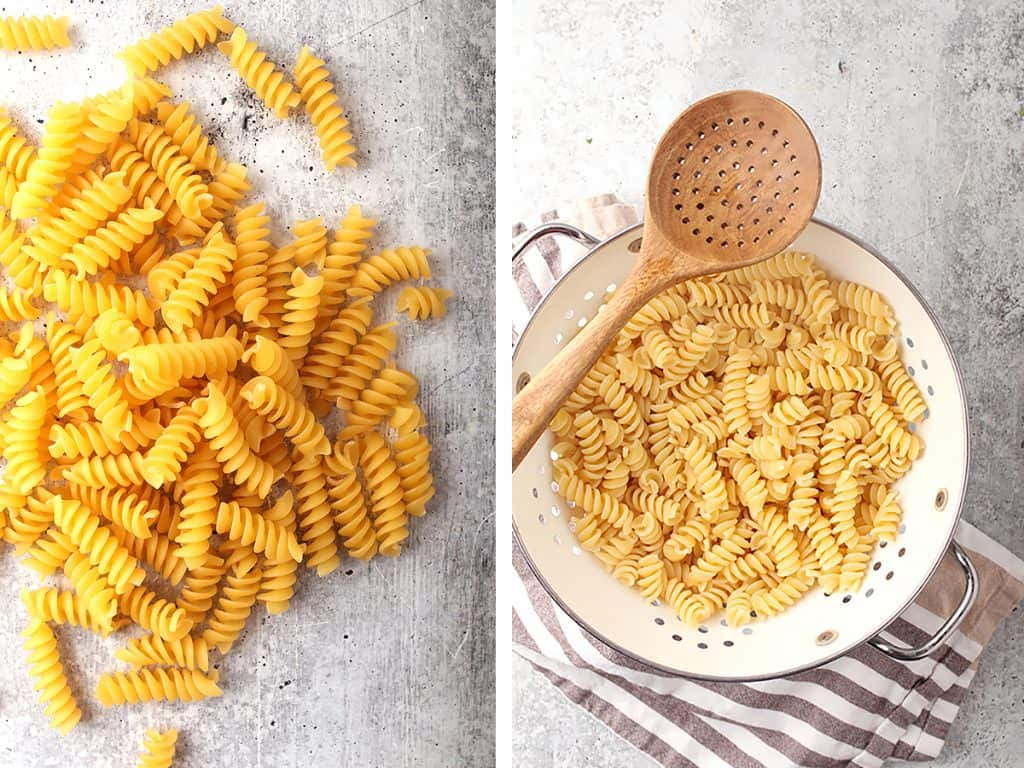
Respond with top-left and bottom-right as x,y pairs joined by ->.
511,90 -> 822,469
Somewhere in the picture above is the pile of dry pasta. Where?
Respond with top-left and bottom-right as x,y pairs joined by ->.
550,250 -> 926,628
0,7 -> 451,764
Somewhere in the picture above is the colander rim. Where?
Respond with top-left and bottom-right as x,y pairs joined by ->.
511,217 -> 971,681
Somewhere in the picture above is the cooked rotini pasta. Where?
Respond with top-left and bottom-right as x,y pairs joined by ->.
551,250 -> 924,626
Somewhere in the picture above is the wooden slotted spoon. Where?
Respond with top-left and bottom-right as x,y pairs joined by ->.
512,90 -> 822,470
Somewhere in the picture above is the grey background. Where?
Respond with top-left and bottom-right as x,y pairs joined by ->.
0,1 -> 494,767
509,0 -> 1022,766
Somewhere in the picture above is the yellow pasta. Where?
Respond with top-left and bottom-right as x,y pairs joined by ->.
136,728 -> 178,768
552,250 -> 924,625
0,15 -> 70,51
0,9 -> 442,753
22,619 -> 81,736
294,46 -> 356,170
396,286 -> 453,320
218,27 -> 300,119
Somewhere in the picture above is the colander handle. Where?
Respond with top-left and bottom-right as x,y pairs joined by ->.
867,541 -> 978,662
511,222 -> 601,265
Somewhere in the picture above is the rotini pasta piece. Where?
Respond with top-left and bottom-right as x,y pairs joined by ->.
0,106 -> 35,181
117,5 -> 233,75
62,451 -> 147,488
119,583 -> 192,642
195,382 -> 276,497
44,270 -> 156,326
0,14 -> 70,51
21,586 -> 122,636
751,574 -> 813,618
3,387 -> 48,494
635,552 -> 665,600
65,485 -> 158,539
557,472 -> 633,531
0,287 -> 39,321
347,245 -> 431,298
52,495 -> 146,594
62,550 -> 117,629
156,100 -> 224,172
277,267 -> 323,364
71,84 -> 134,174
396,286 -> 453,320
96,668 -> 221,707
127,119 -> 211,220
141,404 -> 202,487
93,308 -> 142,355
200,558 -> 262,653
0,355 -> 31,408
327,441 -> 377,560
218,26 -> 300,118
340,367 -> 418,438
136,728 -> 178,768
22,619 -> 81,736
122,335 -> 243,400
215,500 -> 303,562
176,551 -> 227,624
359,431 -> 408,557
683,437 -> 728,517
240,375 -> 329,458
49,415 -> 158,461
4,490 -> 54,552
70,339 -> 133,436
256,491 -> 299,613
242,334 -> 305,400
807,363 -> 879,393
66,200 -> 164,276
862,390 -> 921,458
317,205 -> 375,327
229,201 -> 271,325
877,358 -> 927,423
11,101 -> 84,220
301,297 -> 374,394
293,45 -> 356,170
161,230 -> 237,333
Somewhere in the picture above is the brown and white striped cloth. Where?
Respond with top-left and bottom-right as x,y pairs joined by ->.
511,195 -> 1024,768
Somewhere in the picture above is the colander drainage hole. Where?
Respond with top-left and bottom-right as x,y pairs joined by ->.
697,642 -> 708,650
571,545 -> 582,556
898,547 -> 906,557
899,524 -> 907,534
879,541 -> 887,549
720,619 -> 728,627
537,513 -> 544,525
935,489 -> 947,510
908,366 -> 915,376
921,359 -> 928,370
698,625 -> 708,634
583,290 -> 594,300
552,534 -> 561,546
532,487 -> 538,499
885,571 -> 894,580
865,588 -> 874,598
842,595 -> 852,604
651,600 -> 661,607
550,504 -> 560,518
550,481 -> 560,494
742,628 -> 753,635
554,332 -> 563,344
516,372 -> 530,392
723,640 -> 734,647
672,634 -> 682,642
655,617 -> 665,626
906,337 -> 914,348
873,562 -> 881,571
927,385 -> 934,396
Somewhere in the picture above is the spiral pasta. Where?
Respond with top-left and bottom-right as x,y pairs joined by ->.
96,668 -> 221,707
218,27 -> 300,119
22,619 -> 82,736
117,5 -> 234,76
1,11 -> 442,750
552,249 -> 925,625
136,728 -> 178,768
0,15 -> 70,51
396,286 -> 453,320
11,101 -> 83,220
240,376 -> 329,458
347,245 -> 431,298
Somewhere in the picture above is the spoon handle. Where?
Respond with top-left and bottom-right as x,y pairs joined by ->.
512,278 -> 646,470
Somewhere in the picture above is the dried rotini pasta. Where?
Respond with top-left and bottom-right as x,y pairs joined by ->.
0,15 -> 70,51
0,7 -> 442,754
136,728 -> 178,768
396,286 -> 453,320
551,249 -> 924,626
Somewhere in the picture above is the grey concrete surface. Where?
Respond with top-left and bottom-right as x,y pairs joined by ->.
508,0 -> 1023,765
0,1 -> 494,767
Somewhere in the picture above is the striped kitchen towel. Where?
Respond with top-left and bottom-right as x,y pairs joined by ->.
510,196 -> 1024,768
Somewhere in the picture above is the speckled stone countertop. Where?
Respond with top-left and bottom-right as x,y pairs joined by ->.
509,1 -> 1022,765
0,1 -> 495,766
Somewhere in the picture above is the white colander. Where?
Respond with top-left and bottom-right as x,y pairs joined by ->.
511,219 -> 977,681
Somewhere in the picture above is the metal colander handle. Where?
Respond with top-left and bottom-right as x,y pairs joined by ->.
511,222 -> 601,265
868,541 -> 978,661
